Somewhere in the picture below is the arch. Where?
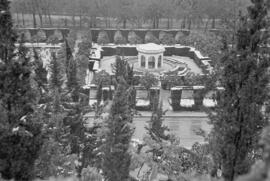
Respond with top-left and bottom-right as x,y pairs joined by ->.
158,55 -> 162,68
141,55 -> 146,67
148,56 -> 155,69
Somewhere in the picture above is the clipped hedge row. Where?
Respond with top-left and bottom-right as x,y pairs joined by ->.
91,29 -> 190,44
170,88 -> 205,111
101,46 -> 195,57
16,28 -> 70,43
170,88 -> 220,111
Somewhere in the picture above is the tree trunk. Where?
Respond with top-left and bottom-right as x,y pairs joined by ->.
72,15 -> 76,27
22,13 -> 25,26
212,17 -> 216,29
16,11 -> 19,25
123,19 -> 127,29
204,18 -> 210,32
90,16 -> 94,28
182,17 -> 186,29
79,15 -> 82,28
188,18 -> 191,30
105,16 -> 108,28
38,13 -> 43,27
170,18 -> 173,29
64,18 -> 68,27
167,18 -> 170,29
48,10 -> 52,26
33,13 -> 37,28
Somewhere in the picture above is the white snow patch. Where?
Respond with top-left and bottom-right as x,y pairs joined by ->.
12,127 -> 19,132
180,99 -> 195,107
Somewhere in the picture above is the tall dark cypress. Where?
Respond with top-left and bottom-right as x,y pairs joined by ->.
102,78 -> 134,181
0,1 -> 43,180
210,1 -> 269,181
146,98 -> 169,142
0,0 -> 16,62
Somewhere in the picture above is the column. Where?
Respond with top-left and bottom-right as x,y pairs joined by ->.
155,55 -> 159,69
85,69 -> 90,85
161,54 -> 164,67
138,53 -> 141,68
145,55 -> 148,69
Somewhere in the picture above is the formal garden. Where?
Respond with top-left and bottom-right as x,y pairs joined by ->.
1,0 -> 270,181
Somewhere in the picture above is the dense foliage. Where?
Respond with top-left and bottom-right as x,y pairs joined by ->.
210,1 -> 269,181
0,1 -> 43,180
102,79 -> 134,181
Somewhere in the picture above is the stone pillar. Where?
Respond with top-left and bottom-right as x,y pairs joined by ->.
138,53 -> 141,68
155,55 -> 158,69
145,55 -> 148,69
161,54 -> 164,67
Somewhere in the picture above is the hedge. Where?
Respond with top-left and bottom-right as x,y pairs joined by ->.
171,89 -> 182,111
90,29 -> 190,44
16,28 -> 69,42
149,88 -> 160,109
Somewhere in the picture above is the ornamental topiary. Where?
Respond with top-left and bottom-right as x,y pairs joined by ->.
54,29 -> 63,41
145,31 -> 159,44
175,31 -> 185,44
36,29 -> 47,42
159,32 -> 175,45
97,31 -> 110,45
114,30 -> 126,44
128,31 -> 142,44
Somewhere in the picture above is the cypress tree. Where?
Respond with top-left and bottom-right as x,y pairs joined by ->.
210,1 -> 269,181
146,98 -> 170,142
102,77 -> 134,181
0,0 -> 16,61
113,56 -> 136,109
35,51 -> 73,178
113,56 -> 128,84
49,52 -> 66,112
0,1 -> 43,180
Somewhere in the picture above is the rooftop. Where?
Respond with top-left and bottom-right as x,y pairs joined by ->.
136,43 -> 165,54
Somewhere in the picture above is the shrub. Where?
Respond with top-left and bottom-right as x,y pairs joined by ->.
128,31 -> 142,44
97,31 -> 110,45
54,30 -> 63,41
175,31 -> 185,44
161,75 -> 185,90
178,30 -> 222,62
139,72 -> 158,91
47,34 -> 60,44
159,31 -> 175,45
18,30 -> 31,42
170,88 -> 182,111
159,31 -> 167,41
92,70 -> 111,86
81,30 -> 92,42
35,29 -> 47,42
145,31 -> 159,44
114,30 -> 126,44
81,167 -> 102,181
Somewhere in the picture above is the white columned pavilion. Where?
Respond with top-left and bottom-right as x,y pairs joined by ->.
136,43 -> 165,69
